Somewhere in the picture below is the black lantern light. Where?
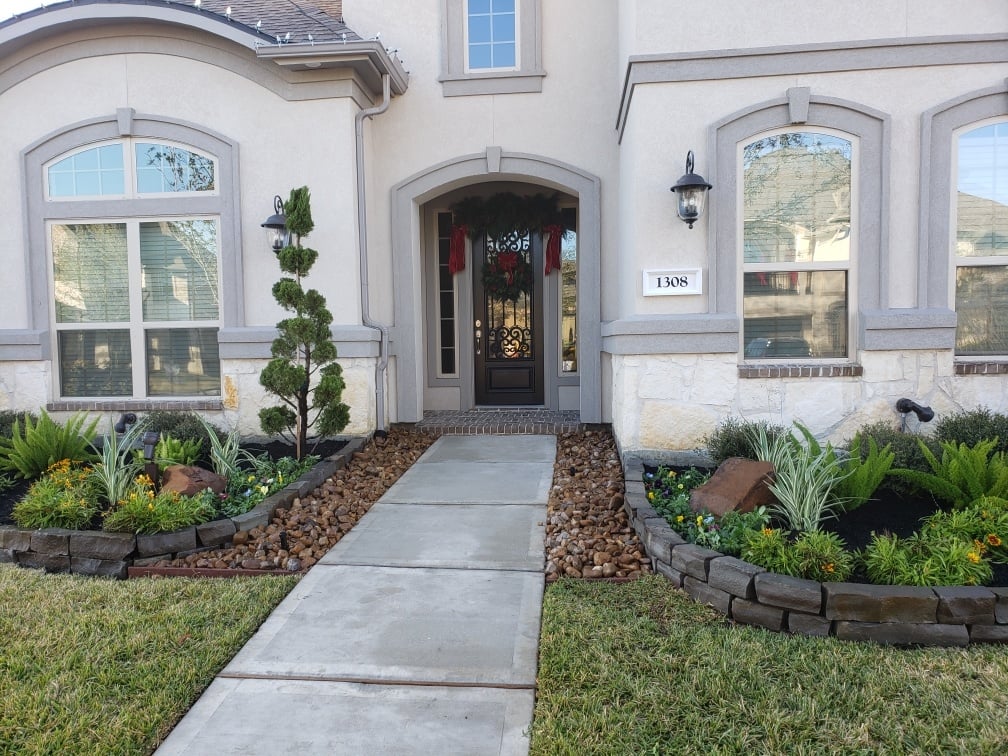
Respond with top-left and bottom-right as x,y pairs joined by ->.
670,150 -> 713,229
261,194 -> 290,254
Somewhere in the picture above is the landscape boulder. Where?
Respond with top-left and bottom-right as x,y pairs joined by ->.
689,457 -> 775,516
161,465 -> 228,497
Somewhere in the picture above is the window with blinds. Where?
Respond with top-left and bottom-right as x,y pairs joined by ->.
955,120 -> 1008,356
741,131 -> 853,361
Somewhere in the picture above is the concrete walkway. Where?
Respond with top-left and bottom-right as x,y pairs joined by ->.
156,434 -> 554,756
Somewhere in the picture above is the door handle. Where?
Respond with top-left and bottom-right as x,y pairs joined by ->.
475,320 -> 481,356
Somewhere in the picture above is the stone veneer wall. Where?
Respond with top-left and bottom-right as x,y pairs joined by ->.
622,456 -> 1008,647
610,350 -> 1008,456
0,438 -> 365,579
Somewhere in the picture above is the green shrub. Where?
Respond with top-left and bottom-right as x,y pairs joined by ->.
742,528 -> 853,582
12,459 -> 99,530
935,407 -> 1008,455
889,439 -> 1008,508
132,433 -> 203,472
921,501 -> 1008,564
703,417 -> 786,465
0,410 -> 98,479
218,454 -> 318,518
834,434 -> 895,512
846,420 -> 938,493
0,410 -> 37,439
139,410 -> 225,451
860,531 -> 992,586
103,475 -> 216,534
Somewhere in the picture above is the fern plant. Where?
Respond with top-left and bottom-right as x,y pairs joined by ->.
889,438 -> 1008,508
132,433 -> 203,471
834,434 -> 895,512
0,409 -> 98,479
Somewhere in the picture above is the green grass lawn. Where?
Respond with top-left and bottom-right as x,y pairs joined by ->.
0,565 -> 297,755
532,576 -> 1008,755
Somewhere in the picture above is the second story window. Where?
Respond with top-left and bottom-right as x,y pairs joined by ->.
467,0 -> 517,70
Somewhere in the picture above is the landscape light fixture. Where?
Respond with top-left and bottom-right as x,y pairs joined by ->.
670,150 -> 713,229
261,194 -> 290,254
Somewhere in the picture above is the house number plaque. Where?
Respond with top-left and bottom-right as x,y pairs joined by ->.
642,268 -> 702,296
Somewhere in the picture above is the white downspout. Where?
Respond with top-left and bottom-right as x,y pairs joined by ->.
355,74 -> 391,434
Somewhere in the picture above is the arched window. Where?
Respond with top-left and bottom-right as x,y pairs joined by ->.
953,119 -> 1008,356
25,115 -> 237,402
741,130 -> 854,360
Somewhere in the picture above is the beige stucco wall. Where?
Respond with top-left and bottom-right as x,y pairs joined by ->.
0,26 -> 370,436
345,0 -> 622,325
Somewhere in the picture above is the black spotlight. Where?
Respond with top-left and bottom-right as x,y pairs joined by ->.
114,412 -> 137,434
896,398 -> 935,423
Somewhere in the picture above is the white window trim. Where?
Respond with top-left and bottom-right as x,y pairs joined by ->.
463,0 -> 520,74
44,138 -> 219,201
737,127 -> 859,363
440,0 -> 544,96
48,215 -> 222,400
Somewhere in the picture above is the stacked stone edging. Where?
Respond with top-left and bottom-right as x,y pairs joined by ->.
622,456 -> 1008,647
0,437 -> 365,579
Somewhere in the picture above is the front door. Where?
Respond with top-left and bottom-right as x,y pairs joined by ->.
473,230 -> 544,405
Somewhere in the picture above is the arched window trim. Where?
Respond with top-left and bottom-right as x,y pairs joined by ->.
43,138 -> 219,200
710,90 -> 891,354
21,112 -> 244,403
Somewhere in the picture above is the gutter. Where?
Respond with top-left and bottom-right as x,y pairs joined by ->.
355,73 -> 392,433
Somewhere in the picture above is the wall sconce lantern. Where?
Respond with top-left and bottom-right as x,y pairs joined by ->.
261,195 -> 290,254
670,151 -> 713,229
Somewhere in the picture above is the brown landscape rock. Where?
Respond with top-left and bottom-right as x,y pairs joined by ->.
161,465 -> 228,497
689,457 -> 775,516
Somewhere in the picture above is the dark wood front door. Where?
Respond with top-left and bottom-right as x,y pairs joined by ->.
473,231 -> 544,405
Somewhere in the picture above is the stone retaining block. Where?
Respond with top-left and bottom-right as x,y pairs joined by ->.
835,621 -> 969,647
31,529 -> 72,555
787,611 -> 833,637
0,528 -> 31,551
669,544 -> 722,581
731,598 -> 785,631
992,588 -> 1008,623
71,557 -> 128,579
196,518 -> 237,548
969,624 -> 1008,643
683,576 -> 732,615
708,556 -> 764,599
934,586 -> 996,624
824,583 -> 937,623
642,519 -> 685,564
655,561 -> 684,588
136,529 -> 197,558
755,573 -> 823,614
17,552 -> 70,572
70,532 -> 135,561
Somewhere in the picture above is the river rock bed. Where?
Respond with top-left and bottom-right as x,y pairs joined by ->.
157,425 -> 649,577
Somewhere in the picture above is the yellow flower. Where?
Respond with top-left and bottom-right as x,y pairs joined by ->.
147,503 -> 154,511
647,491 -> 655,501
762,527 -> 775,537
696,515 -> 703,525
968,551 -> 982,564
987,534 -> 1002,547
676,515 -> 684,523
259,485 -> 269,495
677,483 -> 684,490
248,474 -> 256,482
823,563 -> 835,573
667,470 -> 676,479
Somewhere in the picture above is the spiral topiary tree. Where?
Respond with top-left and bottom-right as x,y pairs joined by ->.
259,186 -> 350,459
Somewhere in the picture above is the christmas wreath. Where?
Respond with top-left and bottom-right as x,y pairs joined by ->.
482,249 -> 534,301
448,192 -> 571,277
